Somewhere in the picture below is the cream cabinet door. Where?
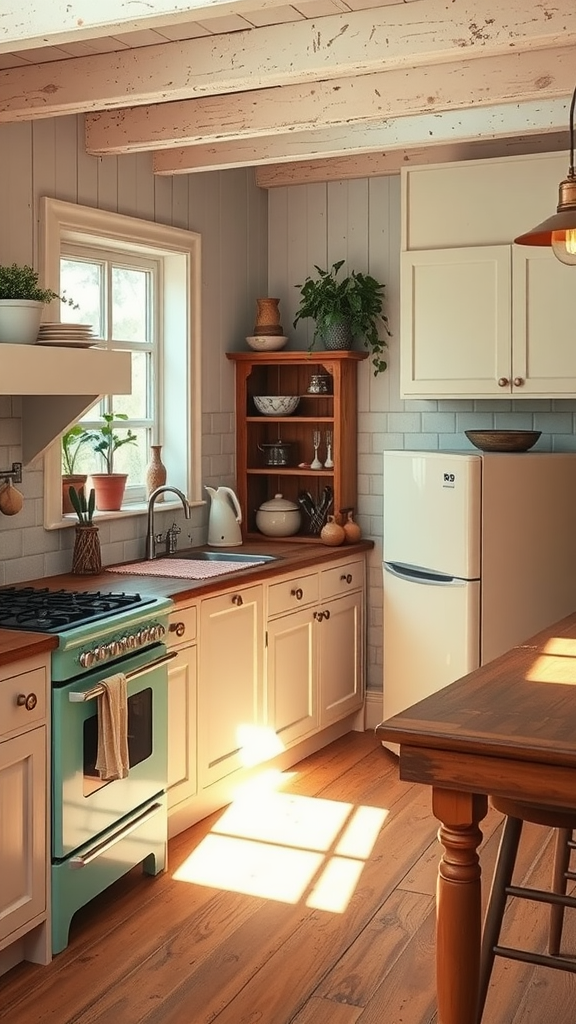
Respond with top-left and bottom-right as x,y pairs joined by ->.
512,247 -> 576,396
318,590 -> 363,727
0,727 -> 46,945
400,246 -> 512,398
266,606 -> 317,749
198,584 -> 263,788
166,605 -> 198,812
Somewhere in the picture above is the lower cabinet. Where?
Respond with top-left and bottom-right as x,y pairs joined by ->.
197,583 -> 264,788
166,604 -> 198,813
318,558 -> 364,727
0,655 -> 50,973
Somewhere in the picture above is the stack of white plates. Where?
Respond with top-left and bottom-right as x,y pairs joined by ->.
36,323 -> 98,348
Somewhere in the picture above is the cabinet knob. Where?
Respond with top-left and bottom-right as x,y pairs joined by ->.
169,621 -> 186,638
291,588 -> 303,600
340,573 -> 353,584
232,594 -> 243,606
17,692 -> 38,712
513,377 -> 525,387
498,377 -> 510,388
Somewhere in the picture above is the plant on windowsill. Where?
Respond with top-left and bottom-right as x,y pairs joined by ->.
292,259 -> 392,375
81,412 -> 138,512
0,262 -> 78,345
61,425 -> 91,515
68,486 -> 102,575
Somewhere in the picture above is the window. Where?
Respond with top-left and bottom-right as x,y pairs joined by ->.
40,198 -> 202,528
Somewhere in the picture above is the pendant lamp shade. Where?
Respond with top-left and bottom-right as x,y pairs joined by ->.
514,87 -> 576,266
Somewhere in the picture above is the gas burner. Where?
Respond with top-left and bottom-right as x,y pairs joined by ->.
0,586 -> 154,633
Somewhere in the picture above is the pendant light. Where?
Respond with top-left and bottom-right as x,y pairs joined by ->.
514,86 -> 576,266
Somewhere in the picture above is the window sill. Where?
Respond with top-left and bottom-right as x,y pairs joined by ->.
54,498 -> 205,530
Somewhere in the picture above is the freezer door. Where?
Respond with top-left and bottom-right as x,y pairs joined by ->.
383,450 -> 481,579
382,562 -> 480,750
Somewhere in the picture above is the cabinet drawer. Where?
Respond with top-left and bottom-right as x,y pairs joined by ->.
167,604 -> 198,647
0,666 -> 47,737
321,558 -> 365,600
267,572 -> 319,617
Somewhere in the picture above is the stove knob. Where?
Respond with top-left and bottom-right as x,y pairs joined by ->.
118,636 -> 129,653
95,645 -> 109,662
79,651 -> 96,668
108,640 -> 122,657
151,624 -> 166,641
126,633 -> 137,649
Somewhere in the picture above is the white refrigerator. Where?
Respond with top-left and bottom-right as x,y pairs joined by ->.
382,449 -> 576,745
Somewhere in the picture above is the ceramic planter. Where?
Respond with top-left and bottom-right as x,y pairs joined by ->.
0,299 -> 44,344
90,473 -> 128,511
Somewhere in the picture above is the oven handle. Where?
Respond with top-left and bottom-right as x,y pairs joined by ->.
68,651 -> 178,703
69,801 -> 164,869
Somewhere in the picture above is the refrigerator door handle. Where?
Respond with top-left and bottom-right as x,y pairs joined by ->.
384,561 -> 469,586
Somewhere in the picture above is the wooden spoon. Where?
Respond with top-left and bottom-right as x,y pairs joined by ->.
0,479 -> 24,516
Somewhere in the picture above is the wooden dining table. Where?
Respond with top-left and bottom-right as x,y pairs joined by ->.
376,608 -> 576,1024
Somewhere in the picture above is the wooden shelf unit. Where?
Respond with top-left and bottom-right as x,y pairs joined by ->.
227,350 -> 367,542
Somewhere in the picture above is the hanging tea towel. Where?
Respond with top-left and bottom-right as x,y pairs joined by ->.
95,673 -> 130,780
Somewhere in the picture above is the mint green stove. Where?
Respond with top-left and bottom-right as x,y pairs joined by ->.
0,585 -> 174,955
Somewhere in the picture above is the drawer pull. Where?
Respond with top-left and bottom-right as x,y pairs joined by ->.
17,692 -> 38,712
498,377 -> 509,388
232,594 -> 243,606
291,588 -> 303,600
314,610 -> 331,621
340,573 -> 353,584
170,621 -> 186,638
513,377 -> 525,387
323,609 -> 331,620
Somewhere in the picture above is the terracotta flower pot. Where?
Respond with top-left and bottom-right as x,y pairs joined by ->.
90,473 -> 128,511
62,474 -> 87,515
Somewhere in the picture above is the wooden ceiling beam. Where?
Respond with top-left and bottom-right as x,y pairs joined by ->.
152,98 -> 570,174
86,48 -> 575,154
0,0 -> 292,53
1,0 -> 574,121
254,132 -> 571,187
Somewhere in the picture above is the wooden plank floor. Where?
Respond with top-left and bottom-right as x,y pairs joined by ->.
1,731 -> 575,1023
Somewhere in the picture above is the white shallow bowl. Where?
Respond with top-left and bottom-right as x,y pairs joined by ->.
246,335 -> 288,351
253,395 -> 300,416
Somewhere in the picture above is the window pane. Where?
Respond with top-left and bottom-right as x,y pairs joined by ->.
112,266 -> 149,341
113,427 -> 147,482
60,259 -> 103,334
113,352 -> 150,420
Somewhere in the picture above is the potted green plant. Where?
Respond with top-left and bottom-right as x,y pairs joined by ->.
0,262 -> 77,345
293,259 -> 392,375
61,425 -> 91,515
82,412 -> 138,511
68,486 -> 102,574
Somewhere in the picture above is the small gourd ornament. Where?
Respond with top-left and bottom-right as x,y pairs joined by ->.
343,510 -> 361,544
320,514 -> 345,546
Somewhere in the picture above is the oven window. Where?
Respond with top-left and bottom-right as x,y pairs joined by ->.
83,687 -> 153,795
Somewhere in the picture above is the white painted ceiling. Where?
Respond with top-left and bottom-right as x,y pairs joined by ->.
0,0 -> 573,186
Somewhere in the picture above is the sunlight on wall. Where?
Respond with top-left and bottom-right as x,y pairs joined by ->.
173,770 -> 389,912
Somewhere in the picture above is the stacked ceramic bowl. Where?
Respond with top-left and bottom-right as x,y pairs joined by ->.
246,335 -> 288,351
253,395 -> 300,416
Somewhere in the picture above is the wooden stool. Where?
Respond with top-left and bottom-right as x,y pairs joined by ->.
476,797 -> 576,1024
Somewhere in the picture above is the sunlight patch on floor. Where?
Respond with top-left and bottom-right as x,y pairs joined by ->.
173,771 -> 389,911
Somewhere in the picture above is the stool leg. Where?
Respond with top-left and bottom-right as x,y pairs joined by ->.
476,815 -> 523,1024
548,827 -> 572,956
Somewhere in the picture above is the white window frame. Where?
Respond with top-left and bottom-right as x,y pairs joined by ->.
40,197 -> 202,529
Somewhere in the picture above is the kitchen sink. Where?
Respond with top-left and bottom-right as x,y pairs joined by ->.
167,551 -> 278,563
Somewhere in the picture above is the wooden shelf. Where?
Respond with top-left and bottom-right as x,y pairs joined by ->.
227,350 -> 366,540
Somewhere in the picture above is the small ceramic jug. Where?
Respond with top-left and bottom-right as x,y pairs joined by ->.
320,514 -> 345,546
343,510 -> 361,544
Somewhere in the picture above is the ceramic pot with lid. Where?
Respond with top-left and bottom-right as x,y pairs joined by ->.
255,493 -> 302,537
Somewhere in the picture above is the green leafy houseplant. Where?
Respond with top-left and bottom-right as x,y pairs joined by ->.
68,486 -> 95,525
61,425 -> 91,477
293,259 -> 392,375
82,412 -> 138,474
0,262 -> 77,307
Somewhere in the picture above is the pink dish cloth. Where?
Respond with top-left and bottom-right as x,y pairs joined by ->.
95,672 -> 130,781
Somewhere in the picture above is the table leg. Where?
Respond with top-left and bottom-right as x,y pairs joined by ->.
432,788 -> 488,1024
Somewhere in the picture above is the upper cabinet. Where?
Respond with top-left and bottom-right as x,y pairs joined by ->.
400,153 -> 576,400
2,344 -> 131,463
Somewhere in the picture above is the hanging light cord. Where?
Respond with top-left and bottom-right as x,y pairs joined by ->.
570,85 -> 576,179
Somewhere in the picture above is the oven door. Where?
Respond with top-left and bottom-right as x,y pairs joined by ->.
52,646 -> 172,860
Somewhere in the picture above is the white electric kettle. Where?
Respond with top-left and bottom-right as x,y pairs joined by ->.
205,486 -> 243,547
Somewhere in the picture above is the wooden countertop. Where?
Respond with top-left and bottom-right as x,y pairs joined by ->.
0,629 -> 58,667
0,539 -> 373,664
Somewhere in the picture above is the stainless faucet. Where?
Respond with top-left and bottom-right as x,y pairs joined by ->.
145,486 -> 191,559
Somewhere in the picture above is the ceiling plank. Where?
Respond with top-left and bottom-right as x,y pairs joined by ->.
255,132 -> 571,187
86,48 -> 575,154
152,98 -> 571,173
0,0 -> 295,52
1,0 -> 575,121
